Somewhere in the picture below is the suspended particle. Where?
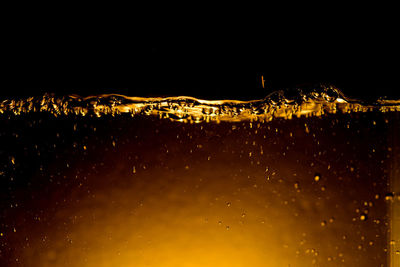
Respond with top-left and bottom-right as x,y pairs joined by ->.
294,182 -> 300,189
304,124 -> 310,134
314,173 -> 321,182
385,193 -> 394,201
360,214 -> 368,221
132,166 -> 136,174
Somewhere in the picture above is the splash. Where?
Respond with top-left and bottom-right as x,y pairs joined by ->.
1,86 -> 399,122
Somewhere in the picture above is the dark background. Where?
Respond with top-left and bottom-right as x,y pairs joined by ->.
1,15 -> 399,101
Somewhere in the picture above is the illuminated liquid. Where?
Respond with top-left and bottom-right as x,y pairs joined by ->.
0,87 -> 399,266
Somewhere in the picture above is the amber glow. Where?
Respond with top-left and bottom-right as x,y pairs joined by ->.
17,157 -> 386,267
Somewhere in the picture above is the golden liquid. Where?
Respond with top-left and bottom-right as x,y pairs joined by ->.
0,86 -> 399,266
1,86 -> 399,121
